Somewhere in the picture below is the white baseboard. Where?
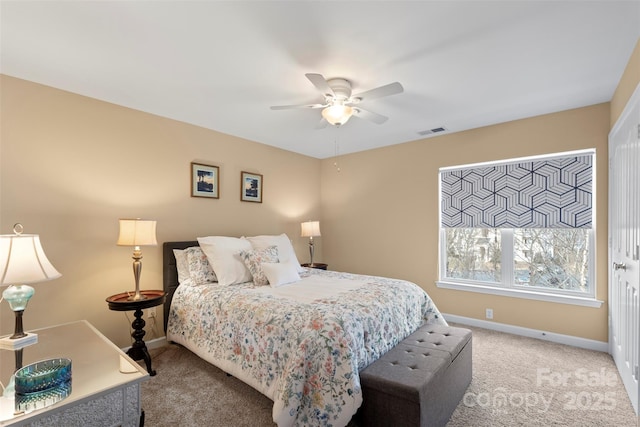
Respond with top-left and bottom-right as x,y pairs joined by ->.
121,336 -> 167,353
145,336 -> 168,350
122,320 -> 609,354
443,313 -> 608,353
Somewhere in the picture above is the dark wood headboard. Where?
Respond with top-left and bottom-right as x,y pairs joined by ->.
162,240 -> 199,333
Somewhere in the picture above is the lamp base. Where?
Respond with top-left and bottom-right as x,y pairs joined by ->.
0,333 -> 38,350
127,293 -> 148,301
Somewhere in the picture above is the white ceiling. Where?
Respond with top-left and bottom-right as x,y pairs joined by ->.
2,1 -> 639,159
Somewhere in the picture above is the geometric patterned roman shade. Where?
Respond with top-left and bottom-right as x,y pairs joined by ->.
440,151 -> 593,228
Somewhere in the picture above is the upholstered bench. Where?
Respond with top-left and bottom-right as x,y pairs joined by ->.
359,324 -> 472,427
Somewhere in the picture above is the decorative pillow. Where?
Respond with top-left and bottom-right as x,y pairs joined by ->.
184,246 -> 217,285
262,260 -> 301,288
197,236 -> 253,286
243,233 -> 303,273
239,245 -> 279,286
173,249 -> 191,284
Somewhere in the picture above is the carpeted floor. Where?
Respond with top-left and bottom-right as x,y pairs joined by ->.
141,325 -> 638,426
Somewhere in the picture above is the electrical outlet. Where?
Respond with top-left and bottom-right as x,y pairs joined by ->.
485,308 -> 493,319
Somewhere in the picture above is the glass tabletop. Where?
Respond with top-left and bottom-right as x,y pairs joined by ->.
0,320 -> 148,425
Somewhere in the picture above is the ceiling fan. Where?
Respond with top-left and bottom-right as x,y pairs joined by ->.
270,73 -> 404,127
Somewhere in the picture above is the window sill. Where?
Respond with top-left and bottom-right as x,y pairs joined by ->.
436,281 -> 603,308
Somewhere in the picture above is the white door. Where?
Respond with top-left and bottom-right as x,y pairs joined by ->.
609,82 -> 640,416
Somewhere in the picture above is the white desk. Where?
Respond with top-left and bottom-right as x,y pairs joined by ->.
0,320 -> 148,426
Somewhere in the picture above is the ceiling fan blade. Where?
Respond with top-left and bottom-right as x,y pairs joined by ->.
352,82 -> 403,102
270,103 -> 326,110
353,107 -> 388,124
305,73 -> 335,98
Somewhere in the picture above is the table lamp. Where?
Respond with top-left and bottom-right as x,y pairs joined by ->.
301,221 -> 321,266
0,224 -> 61,348
117,219 -> 157,301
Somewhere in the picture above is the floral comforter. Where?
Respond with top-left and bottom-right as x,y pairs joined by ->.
166,268 -> 446,427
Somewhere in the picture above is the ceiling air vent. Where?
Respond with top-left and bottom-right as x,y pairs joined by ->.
417,127 -> 447,136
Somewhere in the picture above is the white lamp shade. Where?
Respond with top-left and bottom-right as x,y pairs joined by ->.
322,105 -> 353,126
0,234 -> 61,286
117,219 -> 157,247
301,221 -> 321,238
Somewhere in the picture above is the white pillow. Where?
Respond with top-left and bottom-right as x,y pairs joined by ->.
244,233 -> 303,272
262,260 -> 301,288
173,249 -> 191,284
197,236 -> 253,286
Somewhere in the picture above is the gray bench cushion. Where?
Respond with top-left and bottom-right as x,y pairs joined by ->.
403,323 -> 471,361
359,324 -> 472,427
360,343 -> 451,403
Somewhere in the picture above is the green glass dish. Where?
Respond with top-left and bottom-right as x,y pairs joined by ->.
14,358 -> 72,412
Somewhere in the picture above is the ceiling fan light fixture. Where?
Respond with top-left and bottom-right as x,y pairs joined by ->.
322,104 -> 353,126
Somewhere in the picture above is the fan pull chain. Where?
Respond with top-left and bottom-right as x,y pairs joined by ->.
333,130 -> 341,173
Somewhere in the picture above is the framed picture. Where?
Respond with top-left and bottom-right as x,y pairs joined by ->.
191,162 -> 219,199
240,171 -> 263,203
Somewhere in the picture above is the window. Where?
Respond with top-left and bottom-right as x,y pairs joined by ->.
444,228 -> 501,283
438,150 -> 598,306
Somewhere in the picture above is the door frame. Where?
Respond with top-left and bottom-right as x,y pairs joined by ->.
608,81 -> 640,416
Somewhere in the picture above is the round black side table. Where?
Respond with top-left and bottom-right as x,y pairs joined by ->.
106,290 -> 166,376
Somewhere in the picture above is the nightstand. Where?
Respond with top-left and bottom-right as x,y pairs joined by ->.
0,320 -> 147,426
301,263 -> 328,270
106,290 -> 166,376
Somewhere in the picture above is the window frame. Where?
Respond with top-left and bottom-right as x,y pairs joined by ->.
437,228 -> 599,307
437,150 -> 602,308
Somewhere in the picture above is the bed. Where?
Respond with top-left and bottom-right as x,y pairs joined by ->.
163,237 -> 446,427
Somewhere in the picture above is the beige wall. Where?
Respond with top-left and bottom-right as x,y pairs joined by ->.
0,75 -> 322,347
321,103 -> 610,342
319,37 -> 640,344
611,38 -> 640,126
1,37 -> 637,348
